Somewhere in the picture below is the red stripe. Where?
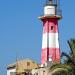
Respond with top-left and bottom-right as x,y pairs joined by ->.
42,18 -> 58,33
41,48 -> 60,64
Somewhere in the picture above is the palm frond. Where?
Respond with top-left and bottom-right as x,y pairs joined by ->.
49,64 -> 72,75
68,39 -> 75,57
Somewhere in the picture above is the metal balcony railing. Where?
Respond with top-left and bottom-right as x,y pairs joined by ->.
56,9 -> 62,16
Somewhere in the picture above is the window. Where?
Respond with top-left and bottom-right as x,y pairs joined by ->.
43,71 -> 45,75
36,73 -> 38,75
27,62 -> 30,66
51,26 -> 54,30
10,72 -> 16,75
24,72 -> 32,75
24,72 -> 27,75
47,8 -> 55,15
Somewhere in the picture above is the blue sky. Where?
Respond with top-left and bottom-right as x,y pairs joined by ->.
0,0 -> 75,74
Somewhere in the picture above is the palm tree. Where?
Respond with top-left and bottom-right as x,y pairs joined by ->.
61,39 -> 75,64
61,39 -> 75,74
48,39 -> 75,75
67,39 -> 75,64
48,63 -> 73,75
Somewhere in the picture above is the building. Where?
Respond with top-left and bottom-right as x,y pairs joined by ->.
7,59 -> 40,75
32,67 -> 49,75
7,63 -> 16,75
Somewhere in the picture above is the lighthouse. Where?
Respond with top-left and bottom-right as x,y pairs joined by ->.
39,0 -> 62,65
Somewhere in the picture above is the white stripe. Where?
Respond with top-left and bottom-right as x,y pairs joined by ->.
42,32 -> 47,48
42,33 -> 59,48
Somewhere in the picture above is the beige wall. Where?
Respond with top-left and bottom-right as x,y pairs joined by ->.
7,59 -> 40,75
16,59 -> 39,74
32,67 -> 49,75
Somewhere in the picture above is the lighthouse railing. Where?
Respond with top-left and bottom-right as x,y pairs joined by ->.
56,9 -> 62,16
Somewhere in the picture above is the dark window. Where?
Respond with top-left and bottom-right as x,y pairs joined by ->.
24,72 -> 27,75
51,26 -> 54,30
36,73 -> 38,75
27,62 -> 30,66
24,72 -> 32,75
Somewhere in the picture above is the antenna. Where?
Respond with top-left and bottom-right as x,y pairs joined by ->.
56,0 -> 62,16
46,0 -> 53,5
56,0 -> 60,8
16,51 -> 18,75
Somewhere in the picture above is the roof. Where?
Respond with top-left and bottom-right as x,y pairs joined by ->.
7,58 -> 40,70
7,63 -> 16,70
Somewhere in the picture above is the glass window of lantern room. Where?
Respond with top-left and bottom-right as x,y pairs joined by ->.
47,8 -> 54,15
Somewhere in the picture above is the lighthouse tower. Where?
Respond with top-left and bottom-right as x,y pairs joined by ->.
39,0 -> 62,65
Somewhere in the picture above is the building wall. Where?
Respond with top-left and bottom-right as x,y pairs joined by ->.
16,59 -> 39,74
7,68 -> 16,75
32,67 -> 49,75
7,59 -> 39,75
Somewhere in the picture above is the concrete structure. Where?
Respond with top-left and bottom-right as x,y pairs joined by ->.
39,0 -> 62,65
7,59 -> 39,75
7,63 -> 16,75
32,67 -> 49,75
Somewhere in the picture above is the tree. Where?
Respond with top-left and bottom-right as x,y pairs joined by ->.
48,39 -> 75,75
61,39 -> 75,74
48,63 -> 73,75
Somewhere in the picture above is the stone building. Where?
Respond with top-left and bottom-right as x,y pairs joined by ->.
7,59 -> 40,75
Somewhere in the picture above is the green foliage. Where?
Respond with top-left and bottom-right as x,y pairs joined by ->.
50,63 -> 70,70
68,39 -> 75,63
52,70 -> 71,75
49,63 -> 74,75
49,39 -> 75,75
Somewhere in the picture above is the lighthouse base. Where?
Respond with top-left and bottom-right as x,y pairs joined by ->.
41,48 -> 60,64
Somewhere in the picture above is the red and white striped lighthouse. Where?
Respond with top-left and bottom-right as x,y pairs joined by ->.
39,0 -> 62,64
